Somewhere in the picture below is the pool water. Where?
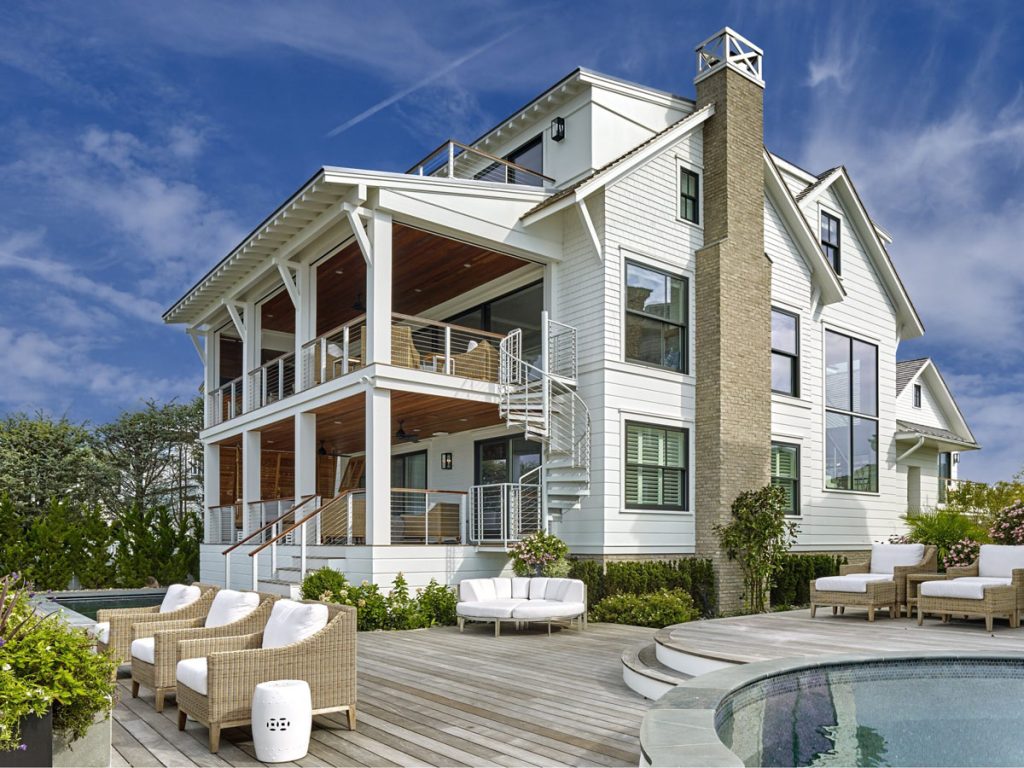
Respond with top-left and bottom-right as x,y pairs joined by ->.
54,592 -> 164,620
716,659 -> 1024,767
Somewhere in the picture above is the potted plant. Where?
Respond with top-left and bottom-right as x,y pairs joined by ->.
0,574 -> 117,767
508,532 -> 571,577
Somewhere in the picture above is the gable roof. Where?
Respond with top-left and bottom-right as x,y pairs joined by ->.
520,104 -> 715,224
896,357 -> 978,446
796,166 -> 925,340
896,358 -> 928,395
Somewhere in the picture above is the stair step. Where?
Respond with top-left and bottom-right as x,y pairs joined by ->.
257,579 -> 301,598
621,641 -> 691,700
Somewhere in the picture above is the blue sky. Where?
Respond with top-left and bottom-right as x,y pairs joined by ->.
0,1 -> 1021,483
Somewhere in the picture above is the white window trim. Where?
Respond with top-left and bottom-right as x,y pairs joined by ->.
818,202 -> 844,275
676,159 -> 703,229
771,439 -> 803,518
619,411 -> 694,515
771,305 -> 802,400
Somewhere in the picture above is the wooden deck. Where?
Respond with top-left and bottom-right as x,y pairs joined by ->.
112,622 -> 655,767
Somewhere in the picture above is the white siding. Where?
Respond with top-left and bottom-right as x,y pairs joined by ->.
896,374 -> 954,431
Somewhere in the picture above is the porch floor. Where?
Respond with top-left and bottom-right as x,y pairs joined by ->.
112,622 -> 654,767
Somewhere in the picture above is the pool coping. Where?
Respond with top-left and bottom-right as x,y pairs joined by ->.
30,588 -> 167,630
640,650 -> 1024,767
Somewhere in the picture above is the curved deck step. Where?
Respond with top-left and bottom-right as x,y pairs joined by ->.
621,640 -> 691,700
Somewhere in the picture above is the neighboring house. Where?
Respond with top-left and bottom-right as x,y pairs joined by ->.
163,28 -> 978,608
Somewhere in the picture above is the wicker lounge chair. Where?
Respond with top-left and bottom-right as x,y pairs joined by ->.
917,544 -> 1024,631
810,544 -> 936,621
175,599 -> 356,753
94,583 -> 219,664
129,590 -> 277,712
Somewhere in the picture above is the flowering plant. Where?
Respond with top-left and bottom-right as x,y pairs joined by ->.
989,502 -> 1024,545
944,538 -> 981,570
508,531 -> 570,577
887,534 -> 912,544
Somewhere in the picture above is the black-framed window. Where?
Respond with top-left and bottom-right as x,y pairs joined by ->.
913,383 -> 922,408
625,422 -> 688,510
473,134 -> 543,187
679,168 -> 700,224
821,211 -> 841,274
474,434 -> 541,485
771,308 -> 799,396
938,452 -> 953,502
447,280 -> 543,362
624,262 -> 687,373
825,330 -> 878,492
771,442 -> 800,515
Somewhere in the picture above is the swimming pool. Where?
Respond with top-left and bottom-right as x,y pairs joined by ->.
51,589 -> 165,620
640,653 -> 1024,767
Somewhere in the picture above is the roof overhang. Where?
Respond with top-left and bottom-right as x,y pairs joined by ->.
895,421 -> 980,452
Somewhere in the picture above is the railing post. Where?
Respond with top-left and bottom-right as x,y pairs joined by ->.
342,326 -> 350,375
224,552 -> 231,590
501,485 -> 508,547
277,358 -> 284,401
252,551 -> 259,590
271,520 -> 278,575
346,494 -> 354,545
300,521 -> 307,582
447,142 -> 455,178
444,326 -> 452,373
424,493 -> 430,545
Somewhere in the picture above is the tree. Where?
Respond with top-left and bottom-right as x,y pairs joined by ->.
944,471 -> 1024,526
112,504 -> 201,587
93,399 -> 203,521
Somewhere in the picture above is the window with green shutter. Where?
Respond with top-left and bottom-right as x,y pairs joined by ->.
625,422 -> 688,511
771,442 -> 800,515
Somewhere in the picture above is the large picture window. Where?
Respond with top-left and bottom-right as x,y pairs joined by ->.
771,308 -> 799,396
625,422 -> 688,511
624,262 -> 687,373
771,442 -> 800,515
825,330 -> 878,492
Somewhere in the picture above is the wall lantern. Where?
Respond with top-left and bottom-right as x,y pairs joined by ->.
441,452 -> 453,470
550,116 -> 566,142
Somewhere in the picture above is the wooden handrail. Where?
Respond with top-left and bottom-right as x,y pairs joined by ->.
210,376 -> 243,394
406,139 -> 555,184
246,349 -> 296,378
391,488 -> 468,495
249,490 -> 360,557
390,313 -> 507,340
300,314 -> 368,350
222,495 -> 316,555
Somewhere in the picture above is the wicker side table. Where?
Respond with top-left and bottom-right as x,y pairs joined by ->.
907,572 -> 946,617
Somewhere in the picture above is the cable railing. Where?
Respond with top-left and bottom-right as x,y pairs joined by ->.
300,314 -> 366,389
219,496 -> 317,589
205,503 -> 243,544
207,377 -> 243,426
393,314 -> 505,382
468,483 -> 541,546
247,351 -> 297,411
407,139 -> 554,187
391,489 -> 466,545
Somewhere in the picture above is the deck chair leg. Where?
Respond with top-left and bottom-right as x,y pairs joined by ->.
155,691 -> 165,713
458,617 -> 464,633
832,606 -> 837,616
347,707 -> 357,731
917,603 -> 924,626
839,606 -> 845,615
209,724 -> 221,754
867,606 -> 875,622
131,680 -> 139,698
178,710 -> 187,731
810,603 -> 816,618
986,615 -> 994,632
494,620 -> 500,637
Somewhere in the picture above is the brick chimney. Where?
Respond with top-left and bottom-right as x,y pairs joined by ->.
692,29 -> 771,614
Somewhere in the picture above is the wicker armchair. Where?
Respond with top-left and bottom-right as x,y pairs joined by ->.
175,601 -> 356,753
917,546 -> 1024,631
450,340 -> 498,381
809,545 -> 936,621
96,583 -> 219,664
129,593 -> 278,712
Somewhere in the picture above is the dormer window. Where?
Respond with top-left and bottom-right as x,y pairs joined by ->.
913,383 -> 922,408
821,211 -> 841,274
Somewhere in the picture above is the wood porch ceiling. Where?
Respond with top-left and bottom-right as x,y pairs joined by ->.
252,391 -> 502,455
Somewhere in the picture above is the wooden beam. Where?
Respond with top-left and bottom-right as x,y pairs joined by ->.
576,197 -> 602,262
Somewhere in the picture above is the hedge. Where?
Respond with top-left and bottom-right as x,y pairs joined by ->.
770,554 -> 847,608
568,557 -> 716,617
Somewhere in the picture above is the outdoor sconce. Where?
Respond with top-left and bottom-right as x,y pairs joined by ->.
441,452 -> 453,470
551,116 -> 565,142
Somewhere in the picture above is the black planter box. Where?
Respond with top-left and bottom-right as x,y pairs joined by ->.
0,710 -> 53,768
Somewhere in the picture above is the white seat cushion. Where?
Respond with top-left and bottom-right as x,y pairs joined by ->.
261,600 -> 329,649
978,545 -> 1024,578
815,574 -> 893,593
460,579 -> 497,603
921,576 -> 1012,600
204,590 -> 260,628
176,657 -> 208,695
131,637 -> 155,664
160,584 -> 202,613
870,543 -> 926,574
90,622 -> 110,644
456,600 -> 525,619
511,600 -> 586,620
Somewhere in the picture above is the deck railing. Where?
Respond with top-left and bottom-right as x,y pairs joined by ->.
247,351 -> 297,411
392,314 -> 506,382
220,495 -> 318,590
299,315 -> 366,389
407,139 -> 554,187
205,503 -> 243,544
207,377 -> 243,426
391,489 -> 467,545
468,483 -> 541,546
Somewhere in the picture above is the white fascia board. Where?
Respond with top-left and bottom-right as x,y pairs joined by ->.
767,153 -> 817,186
577,69 -> 694,112
918,360 -> 977,445
520,103 -> 715,226
320,168 -> 551,204
764,152 -> 845,305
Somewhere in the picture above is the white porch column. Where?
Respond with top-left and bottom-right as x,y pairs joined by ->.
203,333 -> 217,428
240,301 -> 259,412
365,387 -> 391,545
203,442 -> 220,540
241,429 -> 262,537
294,263 -> 316,390
295,411 -> 317,499
366,211 -> 392,365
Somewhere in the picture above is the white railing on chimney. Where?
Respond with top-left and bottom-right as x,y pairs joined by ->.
695,27 -> 763,83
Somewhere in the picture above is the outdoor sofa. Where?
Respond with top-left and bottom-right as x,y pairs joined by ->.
810,544 -> 936,621
130,589 -> 276,712
93,582 -> 220,664
175,598 -> 356,753
918,544 -> 1024,631
456,576 -> 587,636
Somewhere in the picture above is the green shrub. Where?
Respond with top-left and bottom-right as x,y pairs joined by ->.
589,589 -> 698,628
568,558 -> 716,617
300,567 -> 351,601
418,579 -> 457,626
770,554 -> 847,608
568,559 -> 604,604
903,508 -> 989,568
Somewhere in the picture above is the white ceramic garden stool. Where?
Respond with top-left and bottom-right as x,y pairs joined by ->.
251,680 -> 312,763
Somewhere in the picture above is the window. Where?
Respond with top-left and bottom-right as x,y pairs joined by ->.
624,262 -> 687,373
938,452 -> 953,503
825,330 -> 878,492
771,308 -> 799,396
679,168 -> 700,224
474,435 -> 541,485
625,423 -> 688,510
913,383 -> 922,408
473,134 -> 544,186
771,442 -> 800,515
447,281 -> 544,361
821,211 -> 841,274
392,450 -> 427,517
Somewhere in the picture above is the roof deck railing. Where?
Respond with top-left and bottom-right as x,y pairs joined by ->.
407,139 -> 554,187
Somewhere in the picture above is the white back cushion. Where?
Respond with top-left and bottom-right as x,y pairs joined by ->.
545,579 -> 571,601
870,543 -> 925,574
205,590 -> 260,628
979,545 -> 1024,578
529,577 -> 550,600
562,580 -> 585,604
460,579 -> 495,603
493,579 -> 512,599
511,578 -> 531,599
262,600 -> 329,649
160,584 -> 202,613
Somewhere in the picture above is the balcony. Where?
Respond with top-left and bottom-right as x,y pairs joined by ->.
407,140 -> 553,188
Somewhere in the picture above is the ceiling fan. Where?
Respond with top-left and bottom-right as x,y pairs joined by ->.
317,440 -> 347,457
395,420 -> 420,443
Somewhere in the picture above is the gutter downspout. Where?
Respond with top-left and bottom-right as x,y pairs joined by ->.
896,435 -> 926,463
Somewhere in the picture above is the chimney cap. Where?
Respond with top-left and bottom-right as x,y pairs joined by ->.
695,27 -> 764,88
